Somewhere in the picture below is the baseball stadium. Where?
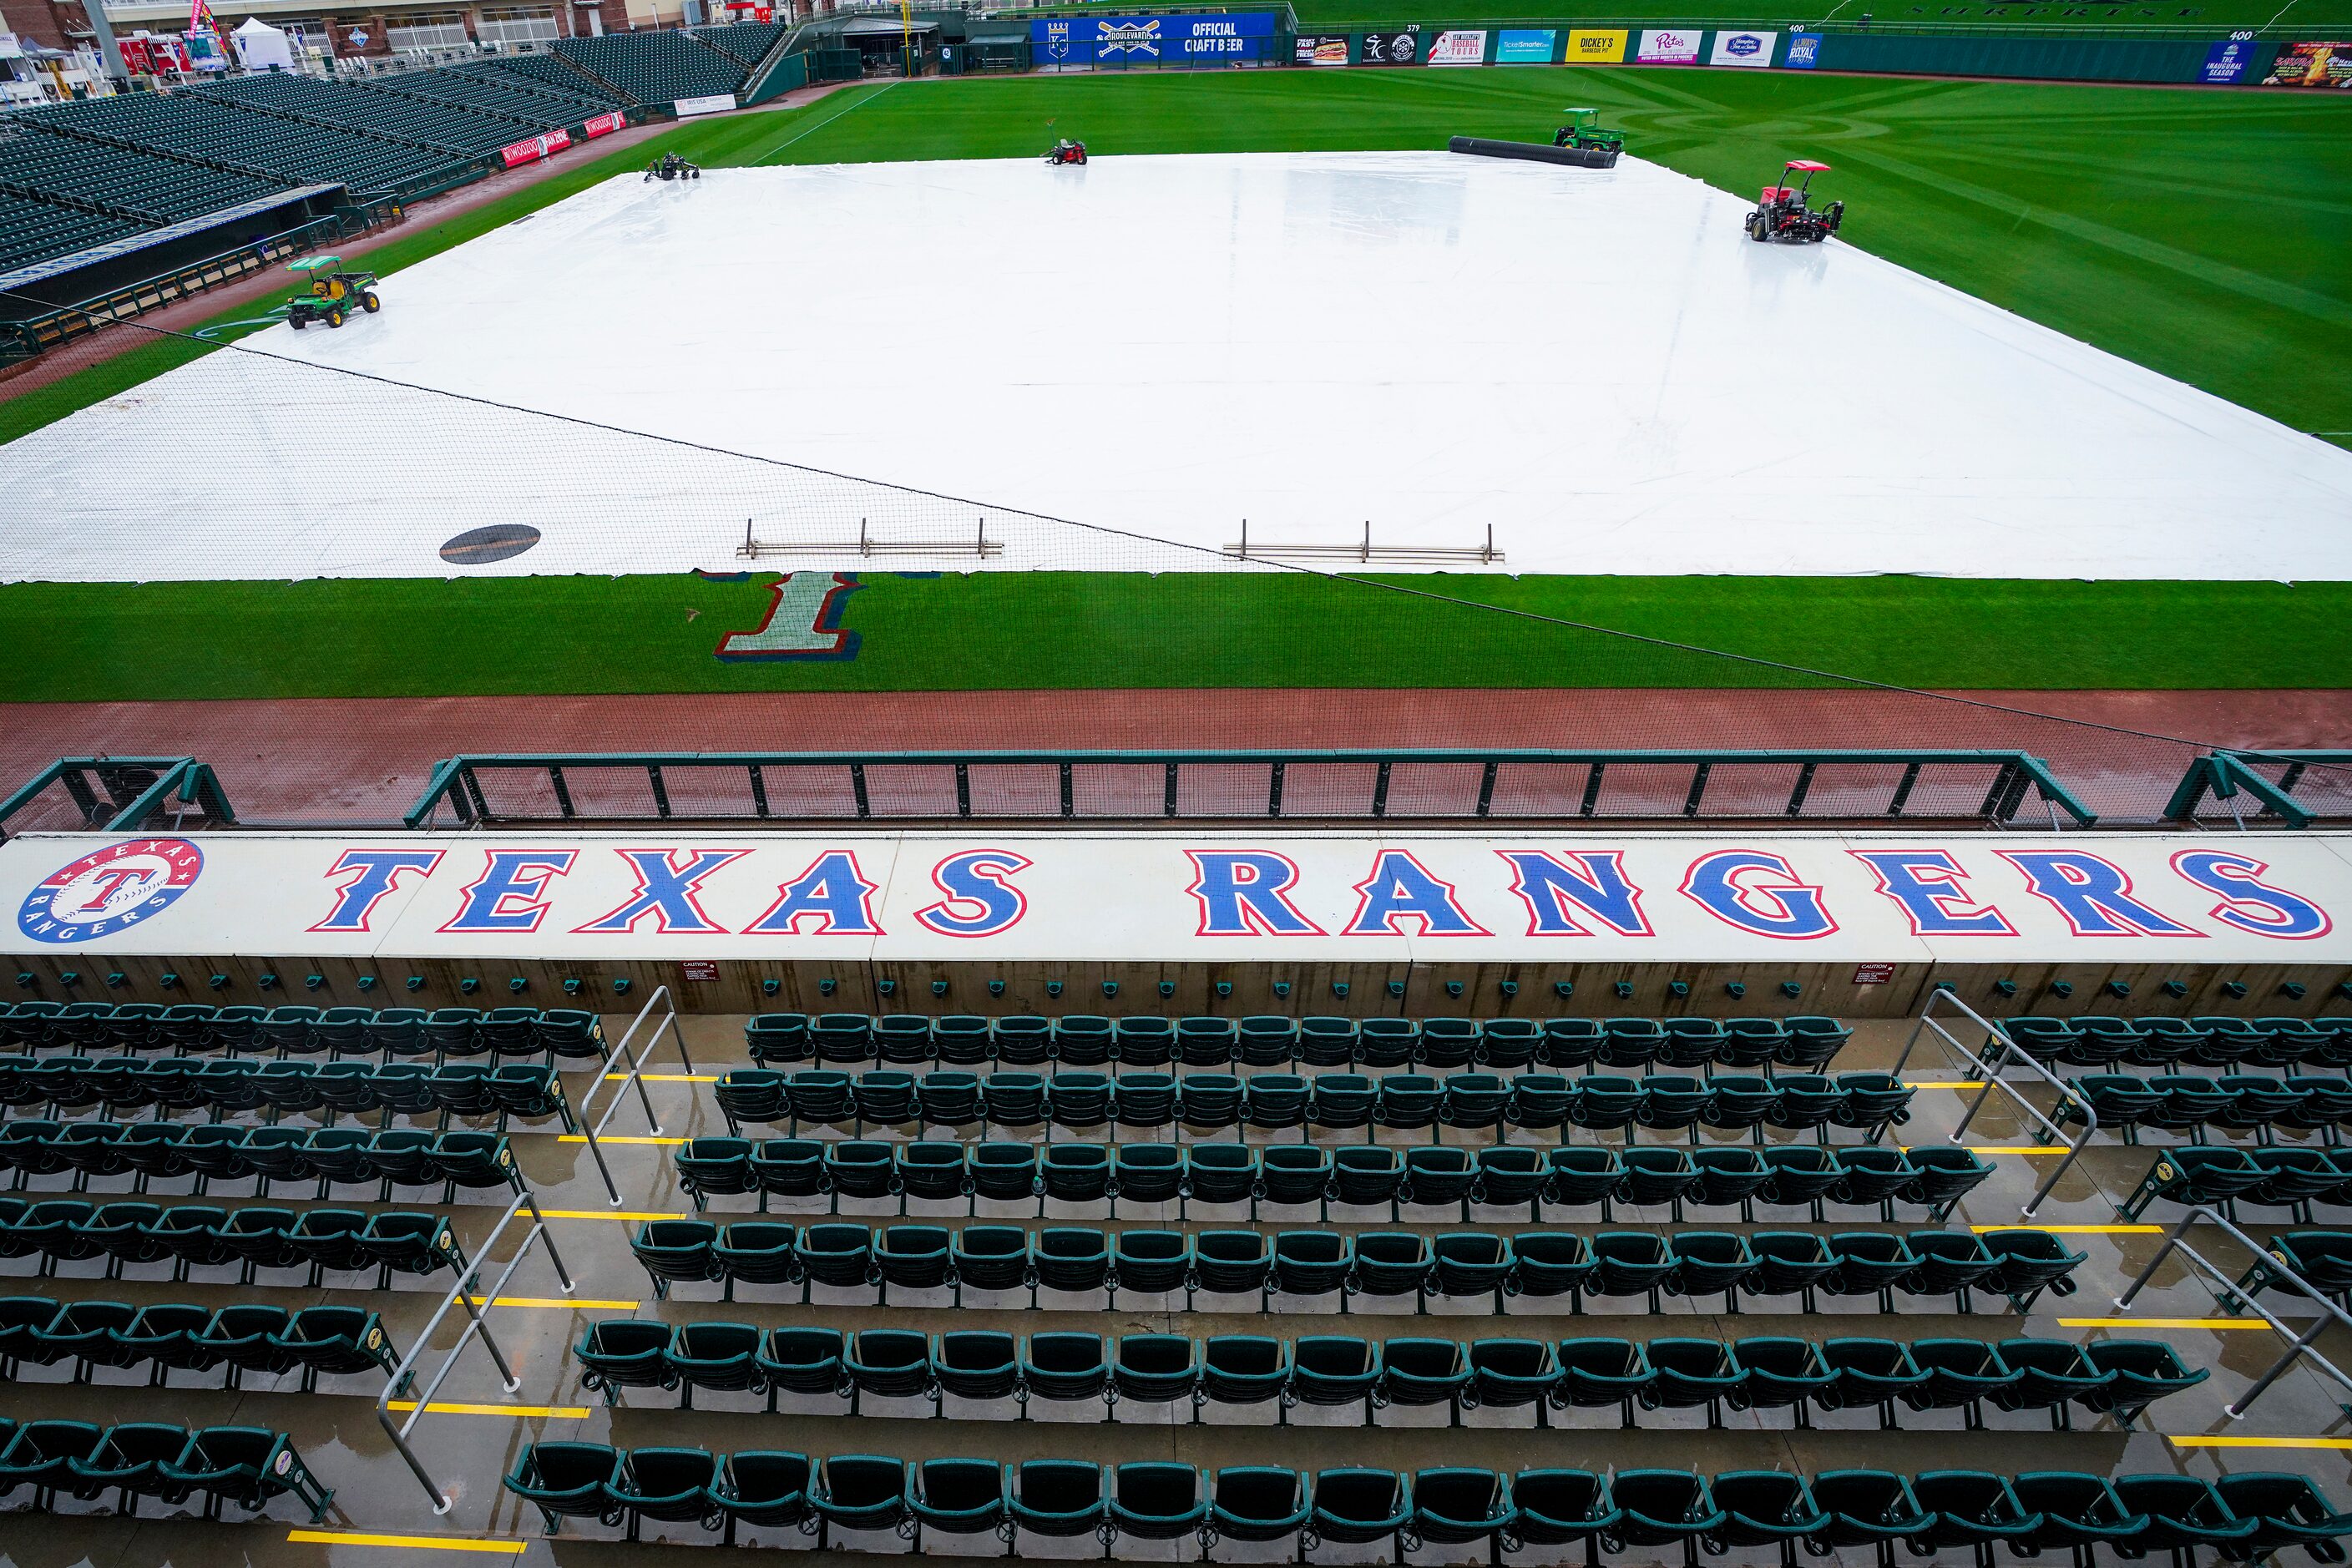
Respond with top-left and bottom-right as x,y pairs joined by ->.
0,0 -> 2348,1560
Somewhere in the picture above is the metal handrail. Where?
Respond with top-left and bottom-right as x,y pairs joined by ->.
1894,985 -> 2097,1218
0,756 -> 235,842
572,983 -> 694,1206
374,1182 -> 574,1510
2167,750 -> 2352,829
2114,1203 -> 2352,1419
404,746 -> 2092,829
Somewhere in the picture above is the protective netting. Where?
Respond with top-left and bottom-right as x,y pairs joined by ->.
0,310 -> 2344,831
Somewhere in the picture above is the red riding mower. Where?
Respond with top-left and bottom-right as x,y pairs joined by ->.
1044,138 -> 1089,166
1745,159 -> 1844,244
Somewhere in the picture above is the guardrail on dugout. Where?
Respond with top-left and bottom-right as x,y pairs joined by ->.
401,747 -> 2096,828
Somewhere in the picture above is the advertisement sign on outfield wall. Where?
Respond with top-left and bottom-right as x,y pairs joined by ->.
583,110 -> 626,137
1636,27 -> 1701,62
1565,27 -> 1627,59
674,93 -> 736,116
1709,28 -> 1776,64
1427,28 -> 1486,63
2198,37 -> 2253,80
1032,13 -> 1278,63
1359,27 -> 1420,63
1783,30 -> 1822,66
2261,38 -> 2348,83
1294,33 -> 1349,63
1495,28 -> 1555,61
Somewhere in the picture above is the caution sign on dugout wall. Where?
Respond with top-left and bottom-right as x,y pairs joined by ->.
5,830 -> 2349,966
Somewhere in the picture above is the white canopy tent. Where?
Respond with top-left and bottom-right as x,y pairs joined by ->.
231,16 -> 295,72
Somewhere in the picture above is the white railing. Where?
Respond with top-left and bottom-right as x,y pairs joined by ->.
375,1182 -> 574,1510
573,982 -> 695,1205
1894,985 -> 2098,1217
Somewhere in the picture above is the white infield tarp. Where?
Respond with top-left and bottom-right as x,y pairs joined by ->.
5,151 -> 2349,583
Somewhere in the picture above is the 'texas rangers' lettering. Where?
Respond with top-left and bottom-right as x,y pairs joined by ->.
282,842 -> 2345,943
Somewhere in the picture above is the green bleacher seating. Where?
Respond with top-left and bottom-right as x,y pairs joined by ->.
554,30 -> 746,106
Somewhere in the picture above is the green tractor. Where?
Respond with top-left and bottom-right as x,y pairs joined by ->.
1553,108 -> 1626,155
284,255 -> 381,331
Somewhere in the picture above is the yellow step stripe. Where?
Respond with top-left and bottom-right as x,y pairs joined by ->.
386,1400 -> 590,1419
2170,1436 -> 2352,1450
604,1072 -> 716,1082
2060,1318 -> 2268,1330
488,1296 -> 641,1311
1903,1080 -> 1985,1090
1971,1223 -> 2162,1235
1964,1146 -> 2071,1156
558,1134 -> 689,1146
289,1530 -> 525,1554
538,1208 -> 684,1222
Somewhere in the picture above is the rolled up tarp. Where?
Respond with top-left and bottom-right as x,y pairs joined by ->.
1447,135 -> 1619,169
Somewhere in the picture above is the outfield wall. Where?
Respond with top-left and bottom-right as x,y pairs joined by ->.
6,830 -> 2347,1018
1034,11 -> 2283,83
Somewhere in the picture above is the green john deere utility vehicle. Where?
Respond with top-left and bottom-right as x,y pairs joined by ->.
283,255 -> 381,330
1554,109 -> 1626,155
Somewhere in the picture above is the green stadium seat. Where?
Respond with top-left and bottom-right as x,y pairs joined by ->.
1009,1459 -> 1104,1545
1209,1466 -> 1308,1550
576,1320 -> 677,1406
161,1425 -> 334,1522
1022,1333 -> 1110,1408
1713,1470 -> 1830,1558
1642,1338 -> 1743,1427
1611,1469 -> 1721,1558
508,1441 -> 622,1534
757,1327 -> 845,1404
1808,1470 -> 1930,1565
712,1450 -> 810,1545
933,1332 -> 1019,1404
1201,1335 -> 1288,1410
910,1456 -> 1003,1547
1308,1468 -> 1409,1555
669,1322 -> 764,1409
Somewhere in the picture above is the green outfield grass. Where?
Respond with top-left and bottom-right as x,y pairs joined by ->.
4,70 -> 2349,701
0,573 -> 2345,701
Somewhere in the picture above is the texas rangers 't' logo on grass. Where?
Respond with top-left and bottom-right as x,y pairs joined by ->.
18,838 -> 204,943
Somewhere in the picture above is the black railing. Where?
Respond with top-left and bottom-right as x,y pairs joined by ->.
401,748 -> 2095,829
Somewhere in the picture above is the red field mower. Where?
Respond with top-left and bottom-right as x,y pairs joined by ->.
1044,138 -> 1089,166
1746,159 -> 1844,244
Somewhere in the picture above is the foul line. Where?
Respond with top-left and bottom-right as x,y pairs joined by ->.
749,80 -> 894,167
289,1531 -> 524,1555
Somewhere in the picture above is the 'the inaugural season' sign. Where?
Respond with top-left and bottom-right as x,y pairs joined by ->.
6,831 -> 2349,964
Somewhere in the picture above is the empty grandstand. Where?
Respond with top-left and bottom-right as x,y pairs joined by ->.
190,68 -> 569,157
555,28 -> 752,104
24,88 -> 458,197
0,116 -> 291,222
690,18 -> 793,67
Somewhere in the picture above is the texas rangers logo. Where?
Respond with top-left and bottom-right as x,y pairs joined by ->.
18,838 -> 204,943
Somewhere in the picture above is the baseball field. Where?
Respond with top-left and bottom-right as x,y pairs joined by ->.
3,68 -> 2348,705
